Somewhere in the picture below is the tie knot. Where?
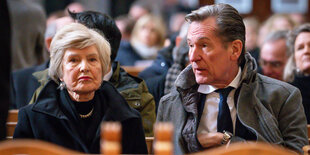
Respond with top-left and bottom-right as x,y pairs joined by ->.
216,86 -> 234,99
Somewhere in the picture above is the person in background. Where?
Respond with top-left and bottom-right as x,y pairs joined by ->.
243,17 -> 260,64
168,12 -> 187,35
157,4 -> 307,154
10,16 -> 74,109
8,0 -> 47,70
259,30 -> 290,81
128,0 -> 152,21
65,2 -> 85,14
284,23 -> 310,123
258,14 -> 295,47
117,14 -> 167,67
128,14 -> 167,67
114,15 -> 140,66
46,10 -> 66,27
142,23 -> 190,110
13,23 -> 148,154
27,10 -> 156,137
115,15 -> 136,41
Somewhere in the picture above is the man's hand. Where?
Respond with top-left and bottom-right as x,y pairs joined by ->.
197,132 -> 224,148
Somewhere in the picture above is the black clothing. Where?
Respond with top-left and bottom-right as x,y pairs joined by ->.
0,0 -> 11,140
10,61 -> 49,109
115,40 -> 142,66
291,75 -> 310,123
14,80 -> 147,154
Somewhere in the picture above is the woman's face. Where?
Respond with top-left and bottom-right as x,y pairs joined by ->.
294,32 -> 310,74
139,22 -> 159,47
60,45 -> 103,95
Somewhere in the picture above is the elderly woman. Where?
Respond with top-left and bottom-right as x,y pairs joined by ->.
13,23 -> 147,154
284,23 -> 310,123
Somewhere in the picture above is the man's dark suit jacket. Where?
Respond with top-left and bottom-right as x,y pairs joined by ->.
10,61 -> 49,109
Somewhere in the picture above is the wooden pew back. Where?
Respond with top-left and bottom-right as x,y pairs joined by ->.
6,110 -> 18,139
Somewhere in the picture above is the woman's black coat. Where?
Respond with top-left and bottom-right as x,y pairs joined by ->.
13,80 -> 148,154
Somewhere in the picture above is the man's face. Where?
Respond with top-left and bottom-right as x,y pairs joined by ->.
187,17 -> 238,87
260,39 -> 287,81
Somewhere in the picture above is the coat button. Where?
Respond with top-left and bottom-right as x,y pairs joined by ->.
161,62 -> 165,67
134,102 -> 140,106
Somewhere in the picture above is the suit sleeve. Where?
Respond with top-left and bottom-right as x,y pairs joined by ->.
13,107 -> 34,138
278,87 -> 308,153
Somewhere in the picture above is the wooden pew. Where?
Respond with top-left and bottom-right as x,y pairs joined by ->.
122,66 -> 146,77
0,139 -> 80,154
194,142 -> 296,155
6,109 -> 18,139
304,125 -> 310,155
101,122 -> 121,155
154,122 -> 173,155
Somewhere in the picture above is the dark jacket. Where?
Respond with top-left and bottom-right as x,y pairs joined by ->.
10,61 -> 49,109
138,44 -> 174,80
291,75 -> 310,123
157,53 -> 308,154
115,40 -> 142,66
14,80 -> 148,154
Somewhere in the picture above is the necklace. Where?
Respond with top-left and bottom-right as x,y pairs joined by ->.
79,107 -> 94,118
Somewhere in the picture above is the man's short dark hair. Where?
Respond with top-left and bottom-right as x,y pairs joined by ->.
69,10 -> 122,62
185,3 -> 246,65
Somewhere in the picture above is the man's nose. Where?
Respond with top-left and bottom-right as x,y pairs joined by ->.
189,46 -> 201,62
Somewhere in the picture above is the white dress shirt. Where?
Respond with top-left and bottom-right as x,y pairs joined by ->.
197,67 -> 241,135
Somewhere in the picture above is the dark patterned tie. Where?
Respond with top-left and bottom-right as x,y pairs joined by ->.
216,86 -> 234,133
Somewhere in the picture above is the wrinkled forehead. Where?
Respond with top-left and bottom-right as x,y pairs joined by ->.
187,17 -> 218,41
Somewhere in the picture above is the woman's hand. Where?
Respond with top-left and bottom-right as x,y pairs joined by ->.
197,132 -> 224,148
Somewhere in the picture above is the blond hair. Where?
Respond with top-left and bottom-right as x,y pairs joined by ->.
131,14 -> 166,47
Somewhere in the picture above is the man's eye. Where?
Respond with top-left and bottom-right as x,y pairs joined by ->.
202,44 -> 207,48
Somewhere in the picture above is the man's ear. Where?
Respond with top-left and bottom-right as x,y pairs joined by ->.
230,40 -> 242,61
45,37 -> 53,51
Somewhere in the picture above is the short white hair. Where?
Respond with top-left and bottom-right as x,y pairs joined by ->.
49,23 -> 111,84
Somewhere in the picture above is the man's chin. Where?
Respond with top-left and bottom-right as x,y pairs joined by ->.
195,77 -> 209,85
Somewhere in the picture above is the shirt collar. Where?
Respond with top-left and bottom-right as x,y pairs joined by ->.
198,67 -> 242,94
103,67 -> 113,81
